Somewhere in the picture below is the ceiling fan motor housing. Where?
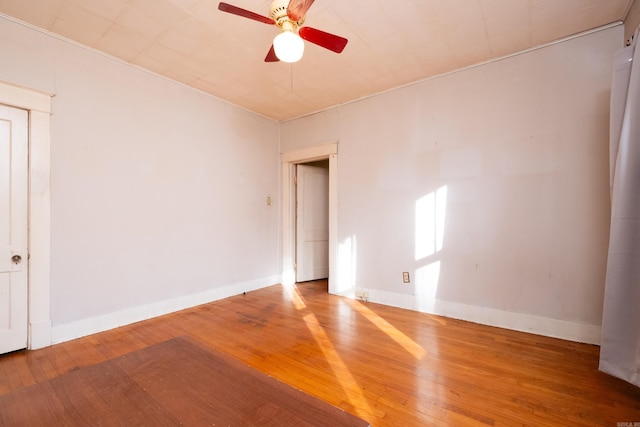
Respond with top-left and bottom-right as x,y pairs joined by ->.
269,0 -> 303,27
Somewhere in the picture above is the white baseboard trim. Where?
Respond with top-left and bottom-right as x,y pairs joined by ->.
29,319 -> 52,350
340,288 -> 602,345
51,275 -> 281,345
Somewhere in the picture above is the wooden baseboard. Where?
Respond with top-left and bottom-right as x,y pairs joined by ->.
28,319 -> 52,350
51,274 -> 281,344
339,287 -> 601,344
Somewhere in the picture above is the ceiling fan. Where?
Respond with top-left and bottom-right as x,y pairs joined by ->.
218,0 -> 348,63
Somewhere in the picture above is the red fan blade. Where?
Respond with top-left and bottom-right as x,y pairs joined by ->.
299,26 -> 348,54
265,45 -> 280,62
287,0 -> 315,21
218,2 -> 275,25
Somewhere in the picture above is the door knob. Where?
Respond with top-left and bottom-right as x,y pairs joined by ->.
11,254 -> 22,264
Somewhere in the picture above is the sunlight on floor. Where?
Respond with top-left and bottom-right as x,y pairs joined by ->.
282,283 -> 308,310
301,311 -> 374,418
287,285 -> 373,419
346,299 -> 428,360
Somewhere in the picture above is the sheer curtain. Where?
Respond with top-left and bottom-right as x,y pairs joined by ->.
599,28 -> 640,388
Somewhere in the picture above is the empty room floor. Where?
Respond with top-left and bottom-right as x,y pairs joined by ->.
1,280 -> 639,426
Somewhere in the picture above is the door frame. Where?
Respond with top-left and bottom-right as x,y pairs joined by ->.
0,80 -> 52,349
281,143 -> 337,293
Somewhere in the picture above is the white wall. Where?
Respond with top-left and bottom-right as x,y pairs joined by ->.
281,26 -> 621,343
0,16 -> 281,342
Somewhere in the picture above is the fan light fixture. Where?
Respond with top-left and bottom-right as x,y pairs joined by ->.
274,30 -> 304,62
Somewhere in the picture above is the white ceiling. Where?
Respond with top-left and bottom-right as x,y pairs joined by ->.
0,0 -> 634,121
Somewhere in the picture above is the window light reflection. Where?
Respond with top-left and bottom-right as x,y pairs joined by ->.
337,235 -> 357,294
346,299 -> 427,360
415,186 -> 448,261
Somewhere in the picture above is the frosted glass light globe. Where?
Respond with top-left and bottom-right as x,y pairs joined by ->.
273,30 -> 304,63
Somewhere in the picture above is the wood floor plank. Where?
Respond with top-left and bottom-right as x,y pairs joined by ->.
0,380 -> 69,426
52,361 -> 177,426
1,280 -> 639,426
0,352 -> 26,393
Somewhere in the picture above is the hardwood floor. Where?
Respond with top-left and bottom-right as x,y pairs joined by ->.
1,280 -> 639,426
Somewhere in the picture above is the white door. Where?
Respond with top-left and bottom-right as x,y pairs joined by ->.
296,164 -> 329,282
0,104 -> 29,354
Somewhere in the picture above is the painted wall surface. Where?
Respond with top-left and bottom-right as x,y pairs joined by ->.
0,17 -> 280,334
281,26 -> 621,343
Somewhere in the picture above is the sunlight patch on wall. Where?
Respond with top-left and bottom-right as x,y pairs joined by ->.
415,186 -> 448,309
281,269 -> 296,287
336,235 -> 357,294
415,261 -> 441,312
415,186 -> 448,261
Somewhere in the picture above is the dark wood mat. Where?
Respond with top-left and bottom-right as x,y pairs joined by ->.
0,337 -> 370,426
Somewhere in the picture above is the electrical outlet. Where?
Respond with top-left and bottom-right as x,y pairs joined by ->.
402,272 -> 410,283
355,289 -> 369,302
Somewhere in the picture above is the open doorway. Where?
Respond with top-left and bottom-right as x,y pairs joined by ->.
281,143 -> 337,294
295,160 -> 329,283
